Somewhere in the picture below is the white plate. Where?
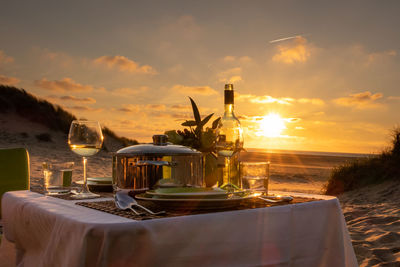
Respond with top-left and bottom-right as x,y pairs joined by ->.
87,177 -> 112,184
135,193 -> 254,210
146,187 -> 229,199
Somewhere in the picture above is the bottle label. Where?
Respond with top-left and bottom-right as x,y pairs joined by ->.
224,90 -> 234,104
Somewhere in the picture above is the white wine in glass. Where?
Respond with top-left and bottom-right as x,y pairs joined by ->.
68,120 -> 103,199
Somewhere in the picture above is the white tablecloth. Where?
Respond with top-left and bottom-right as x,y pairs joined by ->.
1,191 -> 357,267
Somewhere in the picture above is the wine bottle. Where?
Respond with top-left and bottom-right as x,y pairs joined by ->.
216,84 -> 243,189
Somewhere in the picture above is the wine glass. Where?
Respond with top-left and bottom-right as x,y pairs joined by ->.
68,120 -> 103,199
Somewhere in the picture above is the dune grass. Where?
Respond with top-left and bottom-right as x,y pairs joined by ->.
325,128 -> 400,195
0,85 -> 138,146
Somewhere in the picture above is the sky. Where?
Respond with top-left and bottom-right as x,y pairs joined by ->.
1,0 -> 400,153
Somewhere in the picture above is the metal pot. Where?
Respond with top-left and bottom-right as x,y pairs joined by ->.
113,135 -> 203,193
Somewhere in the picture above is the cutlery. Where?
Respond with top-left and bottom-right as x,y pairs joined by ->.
114,192 -> 145,216
257,195 -> 293,203
116,191 -> 166,216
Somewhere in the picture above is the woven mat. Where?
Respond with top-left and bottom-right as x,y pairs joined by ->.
30,186 -> 319,221
76,196 -> 318,221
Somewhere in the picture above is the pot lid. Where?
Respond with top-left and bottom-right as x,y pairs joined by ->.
116,135 -> 201,156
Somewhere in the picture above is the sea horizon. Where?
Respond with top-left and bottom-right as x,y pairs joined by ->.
245,147 -> 373,158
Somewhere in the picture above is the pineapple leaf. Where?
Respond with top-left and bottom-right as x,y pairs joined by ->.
181,120 -> 197,127
199,113 -> 214,128
211,117 -> 221,129
189,97 -> 201,124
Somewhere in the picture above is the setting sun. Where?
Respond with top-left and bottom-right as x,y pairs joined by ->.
257,113 -> 286,137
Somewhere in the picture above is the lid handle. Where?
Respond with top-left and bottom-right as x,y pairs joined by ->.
152,135 -> 168,146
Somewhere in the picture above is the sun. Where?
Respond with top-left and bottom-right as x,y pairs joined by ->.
257,113 -> 286,137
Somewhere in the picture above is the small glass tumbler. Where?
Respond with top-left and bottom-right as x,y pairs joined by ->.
42,162 -> 74,195
240,162 -> 270,193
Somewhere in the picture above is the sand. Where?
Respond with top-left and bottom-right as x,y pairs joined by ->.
1,113 -> 399,266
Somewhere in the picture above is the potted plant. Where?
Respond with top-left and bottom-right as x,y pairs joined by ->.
165,97 -> 220,187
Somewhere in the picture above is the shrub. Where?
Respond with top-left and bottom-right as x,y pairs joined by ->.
325,128 -> 400,195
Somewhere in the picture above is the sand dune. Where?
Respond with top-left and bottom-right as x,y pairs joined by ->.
1,113 -> 399,266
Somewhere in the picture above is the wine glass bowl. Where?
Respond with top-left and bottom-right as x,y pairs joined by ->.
68,120 -> 103,199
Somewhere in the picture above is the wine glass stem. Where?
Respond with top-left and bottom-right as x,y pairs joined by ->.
83,156 -> 89,192
227,157 -> 231,185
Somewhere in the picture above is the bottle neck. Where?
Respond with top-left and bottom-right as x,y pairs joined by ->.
224,87 -> 234,116
224,103 -> 234,116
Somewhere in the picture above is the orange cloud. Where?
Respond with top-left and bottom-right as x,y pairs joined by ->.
0,75 -> 20,85
172,84 -> 218,95
146,104 -> 166,111
171,104 -> 190,111
0,51 -> 14,64
117,104 -> 141,113
34,78 -> 94,92
218,67 -> 242,83
94,55 -> 157,74
298,98 -> 325,105
237,93 -> 294,105
47,95 -> 96,104
334,91 -> 383,109
67,106 -> 102,112
222,56 -> 252,63
112,86 -> 149,96
237,93 -> 324,106
272,36 -> 311,64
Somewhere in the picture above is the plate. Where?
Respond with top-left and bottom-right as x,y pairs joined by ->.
76,177 -> 113,192
87,177 -> 112,184
146,187 -> 229,199
135,193 -> 254,210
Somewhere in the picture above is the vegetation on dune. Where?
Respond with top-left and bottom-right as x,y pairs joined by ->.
0,85 -> 138,146
325,128 -> 400,195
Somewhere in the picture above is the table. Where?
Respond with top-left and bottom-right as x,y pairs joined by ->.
1,190 -> 357,267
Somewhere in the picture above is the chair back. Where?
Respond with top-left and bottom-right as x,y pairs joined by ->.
0,148 -> 30,217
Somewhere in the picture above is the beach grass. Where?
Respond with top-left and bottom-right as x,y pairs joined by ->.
0,85 -> 138,147
325,128 -> 400,195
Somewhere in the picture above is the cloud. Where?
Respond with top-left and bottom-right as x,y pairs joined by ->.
117,104 -> 141,113
66,106 -> 102,112
388,96 -> 400,101
334,91 -> 383,109
298,98 -> 325,105
162,15 -> 202,40
94,55 -> 157,74
237,93 -> 294,105
0,51 -> 14,64
272,36 -> 311,64
171,104 -> 190,111
112,86 -> 149,96
146,104 -> 166,111
47,95 -> 96,104
222,56 -> 252,63
171,84 -> 218,95
365,49 -> 397,65
223,56 -> 235,62
39,49 -> 74,67
218,67 -> 243,83
34,77 -> 94,92
0,75 -> 20,85
237,93 -> 325,106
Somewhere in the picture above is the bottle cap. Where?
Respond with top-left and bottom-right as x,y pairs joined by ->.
225,84 -> 234,90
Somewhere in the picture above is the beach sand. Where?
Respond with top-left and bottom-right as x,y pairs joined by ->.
1,114 -> 399,266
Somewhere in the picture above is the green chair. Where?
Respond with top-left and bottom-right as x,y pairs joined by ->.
0,148 -> 30,218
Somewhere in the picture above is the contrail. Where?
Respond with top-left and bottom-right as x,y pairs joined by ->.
269,34 -> 310,44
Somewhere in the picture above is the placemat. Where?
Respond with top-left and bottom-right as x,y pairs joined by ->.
76,196 -> 318,221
